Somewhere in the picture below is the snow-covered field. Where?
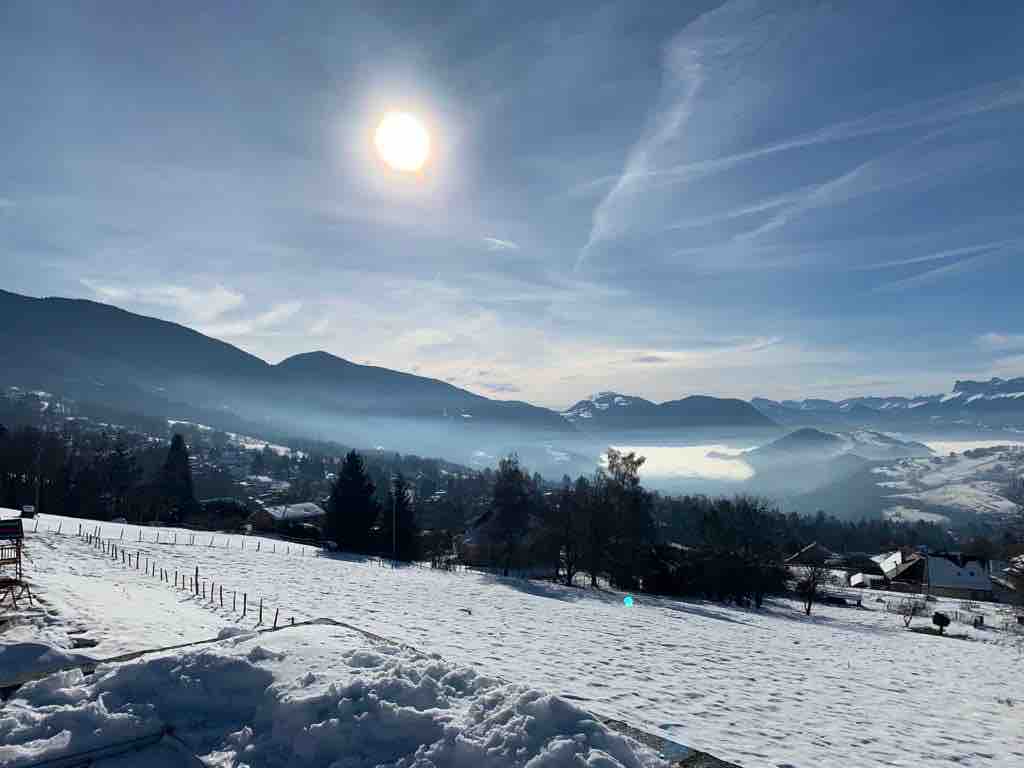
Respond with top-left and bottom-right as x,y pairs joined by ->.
874,444 -> 1024,520
5,514 -> 1024,768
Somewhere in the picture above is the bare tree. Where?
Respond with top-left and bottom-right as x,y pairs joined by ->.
797,563 -> 831,616
897,598 -> 924,628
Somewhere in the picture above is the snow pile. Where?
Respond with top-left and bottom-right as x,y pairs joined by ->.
0,626 -> 664,768
0,642 -> 94,687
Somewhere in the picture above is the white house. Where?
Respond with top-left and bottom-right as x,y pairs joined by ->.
924,553 -> 993,600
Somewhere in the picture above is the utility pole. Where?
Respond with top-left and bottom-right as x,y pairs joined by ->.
34,433 -> 43,515
392,474 -> 397,562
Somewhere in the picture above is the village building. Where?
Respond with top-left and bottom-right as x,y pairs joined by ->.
923,553 -> 993,601
248,502 -> 326,534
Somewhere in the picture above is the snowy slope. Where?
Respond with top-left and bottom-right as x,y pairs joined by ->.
7,515 -> 1024,768
871,445 -> 1024,520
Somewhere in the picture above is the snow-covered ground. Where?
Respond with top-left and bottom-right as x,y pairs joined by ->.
5,514 -> 1024,767
873,444 -> 1024,520
3,623 -> 663,768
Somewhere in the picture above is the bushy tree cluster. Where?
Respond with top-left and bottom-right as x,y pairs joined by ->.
653,495 -> 956,554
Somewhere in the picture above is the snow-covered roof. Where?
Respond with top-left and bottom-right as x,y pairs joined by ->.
263,502 -> 326,521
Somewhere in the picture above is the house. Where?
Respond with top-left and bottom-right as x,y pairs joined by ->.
1006,555 -> 1024,586
924,553 -> 993,600
784,541 -> 840,566
248,502 -> 326,532
850,572 -> 887,589
875,549 -> 928,592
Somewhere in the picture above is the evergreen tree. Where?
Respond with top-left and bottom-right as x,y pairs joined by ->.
106,443 -> 141,520
250,449 -> 266,476
381,472 -> 418,561
158,433 -> 196,522
490,454 -> 532,576
326,450 -> 380,553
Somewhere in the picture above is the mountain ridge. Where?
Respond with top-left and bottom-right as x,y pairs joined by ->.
752,377 -> 1024,430
561,391 -> 774,431
0,291 -> 778,463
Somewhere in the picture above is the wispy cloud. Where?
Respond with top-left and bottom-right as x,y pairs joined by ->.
853,240 -> 1021,271
664,191 -> 803,233
80,279 -> 244,323
580,74 -> 1024,204
483,237 -> 520,251
201,301 -> 302,337
579,0 -> 1024,263
976,332 -> 1024,352
478,381 -> 521,394
578,14 -> 710,266
733,129 -> 989,242
873,240 -> 1019,293
633,355 -> 671,364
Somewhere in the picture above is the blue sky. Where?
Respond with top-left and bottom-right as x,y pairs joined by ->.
3,1 -> 1023,407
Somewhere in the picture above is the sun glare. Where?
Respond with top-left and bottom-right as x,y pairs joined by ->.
374,111 -> 431,173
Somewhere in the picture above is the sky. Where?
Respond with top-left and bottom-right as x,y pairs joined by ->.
2,0 -> 1024,408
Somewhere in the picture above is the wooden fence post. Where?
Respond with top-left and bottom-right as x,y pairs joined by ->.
257,539 -> 261,552
243,593 -> 247,617
195,566 -> 199,595
220,584 -> 223,606
258,598 -> 263,625
233,591 -> 237,611
273,608 -> 279,628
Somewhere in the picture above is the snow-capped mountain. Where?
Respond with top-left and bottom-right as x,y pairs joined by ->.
752,377 -> 1024,429
562,391 -> 776,432
561,392 -> 652,424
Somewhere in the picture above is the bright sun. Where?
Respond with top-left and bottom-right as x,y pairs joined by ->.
374,111 -> 431,173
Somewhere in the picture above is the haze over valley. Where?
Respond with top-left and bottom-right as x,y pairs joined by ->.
3,287 -> 1023,528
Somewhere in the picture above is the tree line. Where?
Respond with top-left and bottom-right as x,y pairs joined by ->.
0,423 -> 197,522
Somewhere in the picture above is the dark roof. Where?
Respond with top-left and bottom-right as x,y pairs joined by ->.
785,541 -> 839,565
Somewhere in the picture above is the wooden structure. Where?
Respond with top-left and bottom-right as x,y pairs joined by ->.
0,517 -> 33,608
